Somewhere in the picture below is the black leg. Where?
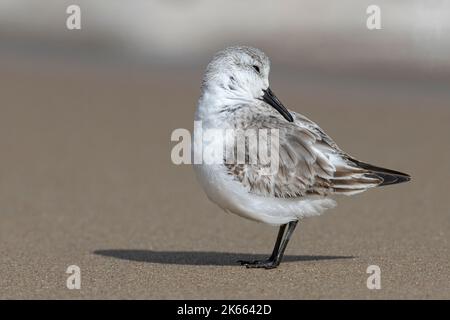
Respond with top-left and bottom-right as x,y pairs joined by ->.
271,220 -> 298,266
269,224 -> 287,261
238,220 -> 298,269
238,224 -> 286,266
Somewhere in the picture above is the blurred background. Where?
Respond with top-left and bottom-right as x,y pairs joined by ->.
1,0 -> 450,79
0,0 -> 449,299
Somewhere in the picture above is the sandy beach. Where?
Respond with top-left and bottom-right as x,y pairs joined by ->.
0,61 -> 449,299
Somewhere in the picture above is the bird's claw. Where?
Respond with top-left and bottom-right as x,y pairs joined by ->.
237,259 -> 279,269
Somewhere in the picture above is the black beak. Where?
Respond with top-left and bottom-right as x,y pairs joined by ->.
260,88 -> 293,122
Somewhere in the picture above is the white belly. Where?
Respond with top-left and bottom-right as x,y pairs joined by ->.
193,163 -> 336,226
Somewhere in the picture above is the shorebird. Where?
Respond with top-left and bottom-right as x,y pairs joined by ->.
193,46 -> 410,269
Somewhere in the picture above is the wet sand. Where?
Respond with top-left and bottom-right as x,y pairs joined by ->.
0,61 -> 449,299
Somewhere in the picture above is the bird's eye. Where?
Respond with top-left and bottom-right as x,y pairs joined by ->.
252,65 -> 260,73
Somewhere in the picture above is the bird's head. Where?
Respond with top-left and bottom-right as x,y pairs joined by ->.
201,46 -> 293,122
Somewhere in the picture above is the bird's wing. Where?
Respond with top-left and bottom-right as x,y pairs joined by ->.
225,111 -> 384,198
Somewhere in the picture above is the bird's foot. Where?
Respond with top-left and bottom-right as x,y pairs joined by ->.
237,259 -> 279,269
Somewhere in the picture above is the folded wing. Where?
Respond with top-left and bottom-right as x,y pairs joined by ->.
225,111 -> 410,198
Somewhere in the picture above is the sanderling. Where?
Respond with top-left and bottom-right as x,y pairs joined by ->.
193,46 -> 410,269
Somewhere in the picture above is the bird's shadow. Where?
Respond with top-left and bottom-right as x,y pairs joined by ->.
93,249 -> 354,266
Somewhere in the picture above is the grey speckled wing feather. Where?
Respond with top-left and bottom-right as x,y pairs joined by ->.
224,105 -> 388,198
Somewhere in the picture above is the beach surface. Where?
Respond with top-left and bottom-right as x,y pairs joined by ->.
0,61 -> 449,299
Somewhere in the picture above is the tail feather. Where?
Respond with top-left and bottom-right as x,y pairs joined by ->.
351,159 -> 411,187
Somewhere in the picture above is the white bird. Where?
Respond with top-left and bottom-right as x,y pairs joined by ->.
193,46 -> 410,269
